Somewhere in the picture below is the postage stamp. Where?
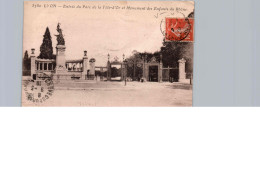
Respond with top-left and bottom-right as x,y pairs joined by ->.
23,74 -> 54,104
165,17 -> 194,42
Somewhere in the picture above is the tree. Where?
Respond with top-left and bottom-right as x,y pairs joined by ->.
161,39 -> 193,74
125,51 -> 143,79
22,50 -> 30,76
111,67 -> 121,78
38,27 -> 54,59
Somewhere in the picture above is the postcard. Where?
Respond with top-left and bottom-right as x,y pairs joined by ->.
22,1 -> 194,106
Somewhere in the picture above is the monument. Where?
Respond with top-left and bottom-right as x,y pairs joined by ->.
29,23 -> 97,81
55,23 -> 67,75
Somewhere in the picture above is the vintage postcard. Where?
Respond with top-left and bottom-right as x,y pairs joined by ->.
22,1 -> 194,107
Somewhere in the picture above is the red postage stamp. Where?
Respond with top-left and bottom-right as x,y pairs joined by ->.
165,18 -> 194,42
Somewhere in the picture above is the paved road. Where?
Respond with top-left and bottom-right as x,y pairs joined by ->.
22,81 -> 192,107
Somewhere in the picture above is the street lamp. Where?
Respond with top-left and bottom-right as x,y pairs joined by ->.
123,54 -> 127,86
108,53 -> 110,61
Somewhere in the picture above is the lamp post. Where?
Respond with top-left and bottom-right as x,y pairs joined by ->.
107,53 -> 110,81
123,54 -> 127,86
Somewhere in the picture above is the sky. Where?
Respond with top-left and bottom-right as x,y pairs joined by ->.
23,1 -> 194,66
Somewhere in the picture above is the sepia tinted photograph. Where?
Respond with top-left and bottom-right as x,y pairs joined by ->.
22,1 -> 194,106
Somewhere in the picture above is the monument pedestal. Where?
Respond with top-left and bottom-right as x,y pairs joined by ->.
56,45 -> 66,67
53,45 -> 70,82
53,65 -> 70,81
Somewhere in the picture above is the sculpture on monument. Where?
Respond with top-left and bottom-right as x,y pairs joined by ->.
55,23 -> 65,46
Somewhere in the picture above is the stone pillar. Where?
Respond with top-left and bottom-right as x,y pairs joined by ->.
120,64 -> 124,81
159,62 -> 163,82
30,48 -> 36,79
89,59 -> 95,76
145,64 -> 149,81
56,45 -> 66,73
158,54 -> 163,82
178,58 -> 186,82
143,55 -> 149,82
107,61 -> 111,81
100,67 -> 104,81
82,51 -> 88,80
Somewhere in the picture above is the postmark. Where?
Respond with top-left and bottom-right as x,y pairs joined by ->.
165,17 -> 194,42
23,73 -> 54,104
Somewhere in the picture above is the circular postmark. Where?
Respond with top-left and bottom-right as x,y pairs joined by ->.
23,73 -> 54,104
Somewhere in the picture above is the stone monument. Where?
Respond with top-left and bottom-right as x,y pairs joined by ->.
55,23 -> 66,74
52,23 -> 68,81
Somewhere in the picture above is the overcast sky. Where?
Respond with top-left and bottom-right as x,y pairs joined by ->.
23,1 -> 194,66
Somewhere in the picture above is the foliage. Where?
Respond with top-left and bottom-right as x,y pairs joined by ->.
161,40 -> 193,73
111,67 -> 121,77
22,50 -> 31,76
125,35 -> 194,74
38,27 -> 54,59
125,51 -> 143,79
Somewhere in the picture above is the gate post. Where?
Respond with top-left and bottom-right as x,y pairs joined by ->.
107,61 -> 111,81
158,62 -> 163,82
122,61 -> 127,81
145,64 -> 149,81
82,50 -> 88,80
158,54 -> 163,82
178,58 -> 186,82
144,55 -> 149,81
31,48 -> 36,79
100,67 -> 104,81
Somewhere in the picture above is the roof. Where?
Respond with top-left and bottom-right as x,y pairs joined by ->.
110,61 -> 122,65
35,59 -> 55,62
66,59 -> 83,63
